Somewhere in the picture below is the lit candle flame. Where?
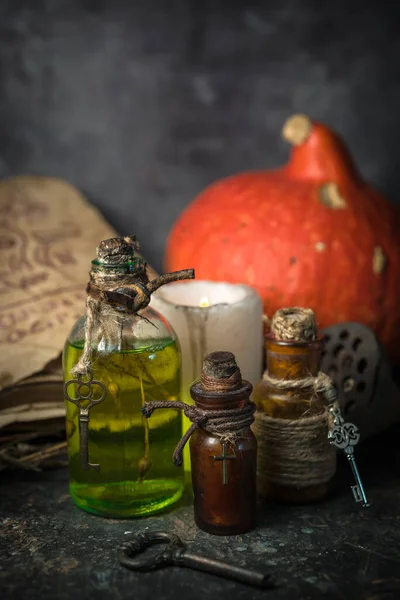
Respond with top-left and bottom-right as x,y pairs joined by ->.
199,296 -> 210,308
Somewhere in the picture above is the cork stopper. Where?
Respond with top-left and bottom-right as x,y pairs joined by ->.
96,236 -> 142,264
271,307 -> 317,343
200,351 -> 242,393
93,236 -> 147,278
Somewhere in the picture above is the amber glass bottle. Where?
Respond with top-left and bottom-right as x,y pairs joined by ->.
189,352 -> 257,535
254,308 -> 334,504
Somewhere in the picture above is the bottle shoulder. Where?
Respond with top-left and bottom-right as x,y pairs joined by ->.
65,306 -> 178,352
190,426 -> 256,449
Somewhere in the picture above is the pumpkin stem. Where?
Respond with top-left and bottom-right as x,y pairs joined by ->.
282,114 -> 361,186
282,114 -> 312,146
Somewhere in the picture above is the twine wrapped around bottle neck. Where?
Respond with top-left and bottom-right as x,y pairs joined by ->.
142,399 -> 256,467
142,351 -> 255,466
265,306 -> 337,404
72,236 -> 194,376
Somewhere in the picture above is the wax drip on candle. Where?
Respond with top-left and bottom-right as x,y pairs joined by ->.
199,296 -> 210,308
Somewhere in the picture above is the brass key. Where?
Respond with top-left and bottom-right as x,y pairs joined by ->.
64,370 -> 106,471
118,532 -> 275,589
328,404 -> 370,508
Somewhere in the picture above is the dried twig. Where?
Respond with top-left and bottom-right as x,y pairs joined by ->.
0,438 -> 67,472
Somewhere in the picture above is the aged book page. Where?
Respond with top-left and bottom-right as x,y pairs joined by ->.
0,175 -> 119,390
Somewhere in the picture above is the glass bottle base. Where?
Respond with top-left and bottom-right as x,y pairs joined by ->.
194,514 -> 256,536
70,478 -> 184,518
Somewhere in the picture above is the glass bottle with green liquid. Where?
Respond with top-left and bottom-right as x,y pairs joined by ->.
63,236 -> 194,517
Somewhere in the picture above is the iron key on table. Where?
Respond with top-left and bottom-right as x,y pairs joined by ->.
64,370 -> 106,471
328,404 -> 370,508
118,531 -> 275,589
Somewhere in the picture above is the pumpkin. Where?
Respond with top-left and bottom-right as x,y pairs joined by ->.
165,114 -> 400,363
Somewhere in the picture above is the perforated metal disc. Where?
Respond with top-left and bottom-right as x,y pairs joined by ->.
321,322 -> 379,430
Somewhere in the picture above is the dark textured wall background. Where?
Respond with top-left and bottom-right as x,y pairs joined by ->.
0,1 -> 399,271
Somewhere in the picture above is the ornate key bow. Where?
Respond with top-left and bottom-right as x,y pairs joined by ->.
64,371 -> 106,471
328,404 -> 370,508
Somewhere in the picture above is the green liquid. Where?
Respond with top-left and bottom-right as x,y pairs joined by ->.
63,338 -> 184,518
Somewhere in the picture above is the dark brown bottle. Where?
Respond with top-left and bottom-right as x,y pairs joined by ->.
189,351 -> 257,536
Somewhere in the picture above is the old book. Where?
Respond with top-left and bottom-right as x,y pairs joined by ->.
0,357 -> 64,430
0,175 -> 157,445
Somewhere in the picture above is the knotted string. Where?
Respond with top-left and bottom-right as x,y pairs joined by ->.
262,370 -> 338,405
200,369 -> 242,394
265,305 -> 338,405
141,400 -> 256,467
73,278 -> 144,377
72,236 -> 193,376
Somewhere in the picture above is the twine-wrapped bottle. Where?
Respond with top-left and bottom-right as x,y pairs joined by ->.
142,351 -> 257,535
63,236 -> 194,517
189,352 -> 257,535
253,307 -> 336,504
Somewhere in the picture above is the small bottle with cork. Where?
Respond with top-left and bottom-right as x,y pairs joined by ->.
253,307 -> 336,504
142,350 -> 257,535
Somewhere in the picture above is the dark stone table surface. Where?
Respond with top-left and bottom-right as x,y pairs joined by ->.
1,426 -> 400,600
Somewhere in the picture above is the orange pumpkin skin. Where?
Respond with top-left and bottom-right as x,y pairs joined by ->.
165,115 -> 400,363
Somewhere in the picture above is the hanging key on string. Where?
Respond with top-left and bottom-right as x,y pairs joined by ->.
328,403 -> 370,508
64,370 -> 107,471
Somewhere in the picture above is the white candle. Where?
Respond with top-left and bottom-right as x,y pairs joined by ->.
150,281 -> 264,470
